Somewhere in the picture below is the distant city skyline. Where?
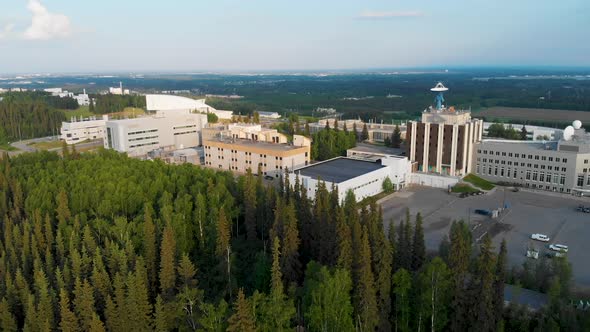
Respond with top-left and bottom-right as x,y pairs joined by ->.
1,0 -> 589,73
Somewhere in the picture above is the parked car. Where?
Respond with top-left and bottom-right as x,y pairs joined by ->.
531,233 -> 550,242
577,205 -> 585,212
549,244 -> 569,253
526,249 -> 539,259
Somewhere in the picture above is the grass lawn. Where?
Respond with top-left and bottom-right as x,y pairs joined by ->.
463,173 -> 495,191
28,140 -> 64,150
451,183 -> 480,193
109,107 -> 145,118
61,106 -> 93,119
0,143 -> 16,151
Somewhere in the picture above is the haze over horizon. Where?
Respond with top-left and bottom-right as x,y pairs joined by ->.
1,0 -> 589,74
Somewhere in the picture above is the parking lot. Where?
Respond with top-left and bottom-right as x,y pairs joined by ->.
380,186 -> 590,288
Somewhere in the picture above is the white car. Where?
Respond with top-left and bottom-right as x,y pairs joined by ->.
549,244 -> 569,253
531,233 -> 550,242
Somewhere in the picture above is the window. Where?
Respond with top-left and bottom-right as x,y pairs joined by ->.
585,159 -> 589,164
540,172 -> 545,182
513,169 -> 518,178
548,166 -> 553,170
578,175 -> 584,187
542,156 -> 546,161
549,157 -> 553,162
494,166 -> 498,176
532,171 -> 538,181
562,167 -> 567,172
496,152 -> 500,156
526,170 -> 531,180
563,158 -> 567,163
535,155 -> 539,160
509,153 -> 513,157
560,175 -> 566,185
554,173 -> 559,184
488,167 -> 492,175
587,176 -> 590,186
546,173 -> 551,183
528,155 -> 533,159
476,164 -> 480,174
556,158 -> 560,162
502,152 -> 506,156
515,153 -> 520,158
541,165 -> 545,170
501,168 -> 505,177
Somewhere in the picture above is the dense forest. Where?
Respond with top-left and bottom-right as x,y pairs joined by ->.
0,92 -> 66,144
311,121 -> 358,161
91,94 -> 146,115
0,149 -> 588,331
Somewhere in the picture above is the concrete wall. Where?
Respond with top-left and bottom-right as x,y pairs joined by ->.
409,173 -> 459,189
105,113 -> 207,156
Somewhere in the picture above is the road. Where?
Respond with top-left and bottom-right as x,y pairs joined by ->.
0,136 -> 103,157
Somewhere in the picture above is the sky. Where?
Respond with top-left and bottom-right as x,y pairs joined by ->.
0,0 -> 589,73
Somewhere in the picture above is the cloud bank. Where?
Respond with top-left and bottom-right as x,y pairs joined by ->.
358,11 -> 424,19
23,0 -> 72,40
0,24 -> 15,39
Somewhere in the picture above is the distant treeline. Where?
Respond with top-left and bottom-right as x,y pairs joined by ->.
92,94 -> 146,114
0,92 -> 66,143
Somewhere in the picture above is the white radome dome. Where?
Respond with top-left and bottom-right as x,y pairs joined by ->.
573,120 -> 582,129
564,126 -> 575,141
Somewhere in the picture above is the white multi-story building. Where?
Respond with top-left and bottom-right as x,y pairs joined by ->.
60,115 -> 108,144
104,112 -> 208,157
145,94 -> 233,120
109,82 -> 130,95
474,120 -> 590,195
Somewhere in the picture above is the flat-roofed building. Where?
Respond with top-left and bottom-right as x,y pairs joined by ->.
104,112 -> 208,157
203,123 -> 288,144
347,142 -> 404,159
60,115 -> 108,144
290,155 -> 411,202
473,121 -> 590,195
204,135 -> 311,177
308,118 -> 406,143
406,108 -> 483,177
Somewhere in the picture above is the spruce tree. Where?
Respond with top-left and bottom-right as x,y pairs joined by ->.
159,222 -> 177,299
353,225 -> 379,331
89,313 -> 106,332
336,207 -> 353,271
227,289 -> 256,332
361,123 -> 369,141
392,124 -> 402,148
472,235 -> 496,332
216,209 -> 233,298
449,220 -> 472,332
392,268 -> 412,332
494,239 -> 507,330
143,203 -> 157,296
412,212 -> 426,271
73,278 -> 96,330
126,258 -> 153,331
0,297 -> 18,332
244,169 -> 258,241
281,200 -> 301,286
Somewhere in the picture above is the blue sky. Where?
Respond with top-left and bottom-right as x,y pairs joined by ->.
1,0 -> 589,73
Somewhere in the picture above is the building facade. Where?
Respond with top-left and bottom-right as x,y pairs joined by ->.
104,112 -> 208,157
308,118 -> 407,143
406,110 -> 483,177
60,115 -> 108,144
204,135 -> 311,177
289,155 -> 411,202
473,124 -> 590,194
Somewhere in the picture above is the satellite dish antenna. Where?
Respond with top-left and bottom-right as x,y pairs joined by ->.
564,126 -> 575,141
573,120 -> 582,130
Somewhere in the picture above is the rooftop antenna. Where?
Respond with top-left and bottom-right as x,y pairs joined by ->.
430,82 -> 448,110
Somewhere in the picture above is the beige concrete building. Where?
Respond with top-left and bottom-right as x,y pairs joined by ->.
308,118 -> 407,143
406,108 -> 483,177
203,123 -> 288,144
204,134 -> 311,177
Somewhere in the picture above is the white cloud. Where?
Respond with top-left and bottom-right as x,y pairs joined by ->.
0,24 -> 15,39
358,11 -> 424,19
23,0 -> 72,40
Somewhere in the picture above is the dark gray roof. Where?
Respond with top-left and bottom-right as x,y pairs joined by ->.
296,157 -> 385,183
504,284 -> 549,311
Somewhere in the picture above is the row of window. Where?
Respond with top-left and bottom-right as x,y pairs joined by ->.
129,141 -> 159,148
173,125 -> 196,130
476,165 -> 567,185
128,135 -> 158,142
173,130 -> 197,136
351,178 -> 380,192
128,129 -> 158,136
478,150 -> 568,163
479,158 -> 567,172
